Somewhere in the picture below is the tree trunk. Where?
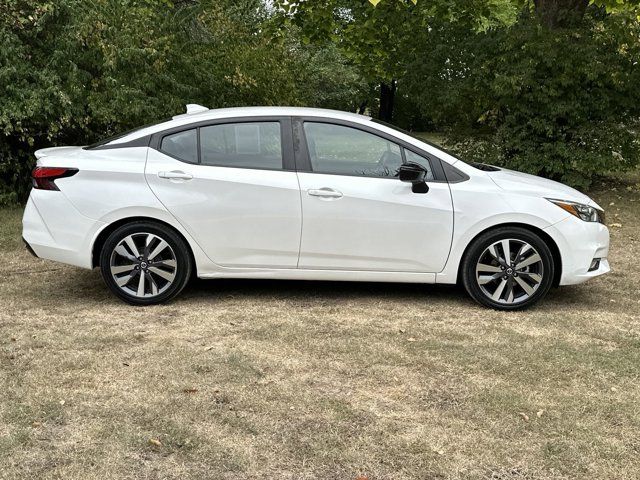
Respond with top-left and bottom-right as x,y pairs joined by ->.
533,0 -> 590,28
378,80 -> 396,123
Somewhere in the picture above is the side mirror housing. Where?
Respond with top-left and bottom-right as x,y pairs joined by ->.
399,162 -> 429,194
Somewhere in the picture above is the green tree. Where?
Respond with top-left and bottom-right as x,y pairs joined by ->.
275,0 -> 519,121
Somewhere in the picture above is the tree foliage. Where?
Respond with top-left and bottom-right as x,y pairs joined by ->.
0,0 -> 366,203
402,5 -> 640,187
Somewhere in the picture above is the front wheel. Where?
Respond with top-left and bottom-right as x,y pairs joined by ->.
461,227 -> 555,310
99,222 -> 192,305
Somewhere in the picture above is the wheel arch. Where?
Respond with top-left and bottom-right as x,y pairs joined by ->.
456,222 -> 562,287
92,216 -> 196,272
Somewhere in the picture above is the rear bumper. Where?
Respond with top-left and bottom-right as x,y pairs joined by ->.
23,237 -> 38,258
22,192 -> 104,269
544,217 -> 610,285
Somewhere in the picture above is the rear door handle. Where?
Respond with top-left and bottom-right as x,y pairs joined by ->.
307,188 -> 343,199
158,170 -> 193,181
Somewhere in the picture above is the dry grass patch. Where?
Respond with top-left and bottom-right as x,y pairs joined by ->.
1,176 -> 639,479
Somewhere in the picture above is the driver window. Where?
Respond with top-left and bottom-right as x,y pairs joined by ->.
303,122 -> 402,177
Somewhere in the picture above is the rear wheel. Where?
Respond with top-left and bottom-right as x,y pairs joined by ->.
99,222 -> 192,305
461,227 -> 554,310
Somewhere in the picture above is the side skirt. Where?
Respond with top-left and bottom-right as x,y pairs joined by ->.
198,268 -> 436,284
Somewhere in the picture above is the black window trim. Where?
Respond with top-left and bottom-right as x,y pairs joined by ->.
291,116 -> 448,183
150,116 -> 295,172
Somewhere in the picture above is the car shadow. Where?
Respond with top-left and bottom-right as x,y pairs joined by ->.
182,277 -> 468,304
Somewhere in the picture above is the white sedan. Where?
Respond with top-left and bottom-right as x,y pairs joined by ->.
22,106 -> 610,309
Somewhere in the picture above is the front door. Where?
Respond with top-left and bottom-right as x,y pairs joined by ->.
296,121 -> 454,272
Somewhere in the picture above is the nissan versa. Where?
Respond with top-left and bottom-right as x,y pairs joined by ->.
22,106 -> 610,309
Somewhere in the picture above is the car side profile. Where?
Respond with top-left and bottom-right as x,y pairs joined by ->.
22,106 -> 610,309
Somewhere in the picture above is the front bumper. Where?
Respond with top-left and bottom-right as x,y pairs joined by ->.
544,216 -> 610,285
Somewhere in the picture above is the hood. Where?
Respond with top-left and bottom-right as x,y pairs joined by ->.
486,167 -> 598,208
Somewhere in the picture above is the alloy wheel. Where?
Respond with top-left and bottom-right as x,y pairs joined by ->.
475,238 -> 544,304
109,232 -> 177,298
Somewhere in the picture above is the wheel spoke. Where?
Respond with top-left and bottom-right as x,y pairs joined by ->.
501,239 -> 511,264
144,234 -> 154,258
488,244 -> 500,261
515,243 -> 531,261
491,278 -> 508,301
515,276 -> 535,296
148,266 -> 175,282
477,263 -> 502,273
148,240 -> 169,260
520,272 -> 542,285
114,245 -> 137,262
154,259 -> 176,268
125,236 -> 141,258
517,253 -> 541,269
136,270 -> 146,296
148,272 -> 159,295
505,277 -> 515,303
116,271 -> 137,287
479,273 -> 501,285
111,264 -> 136,275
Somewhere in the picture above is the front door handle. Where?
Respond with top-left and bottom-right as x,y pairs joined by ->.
307,188 -> 343,199
158,170 -> 193,181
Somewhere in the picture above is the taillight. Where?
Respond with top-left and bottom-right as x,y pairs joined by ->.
31,167 -> 78,191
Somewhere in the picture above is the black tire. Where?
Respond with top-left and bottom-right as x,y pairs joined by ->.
461,227 -> 555,310
99,221 -> 192,306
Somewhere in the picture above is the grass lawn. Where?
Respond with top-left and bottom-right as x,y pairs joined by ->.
1,173 -> 639,479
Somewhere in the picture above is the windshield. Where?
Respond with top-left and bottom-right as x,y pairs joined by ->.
371,119 -> 465,162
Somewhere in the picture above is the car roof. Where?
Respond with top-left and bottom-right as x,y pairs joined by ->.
107,106 -> 370,145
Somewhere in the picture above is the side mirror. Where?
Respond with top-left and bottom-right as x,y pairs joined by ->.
399,162 -> 429,194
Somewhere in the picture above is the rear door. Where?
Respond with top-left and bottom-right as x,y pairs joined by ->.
294,118 -> 454,272
145,117 -> 302,268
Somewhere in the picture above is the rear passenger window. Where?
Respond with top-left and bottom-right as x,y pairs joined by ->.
200,122 -> 282,169
160,129 -> 197,163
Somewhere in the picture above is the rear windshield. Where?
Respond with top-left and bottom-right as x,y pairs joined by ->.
84,118 -> 170,149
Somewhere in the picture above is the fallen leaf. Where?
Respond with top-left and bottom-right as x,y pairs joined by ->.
611,387 -> 618,392
609,223 -> 622,228
205,346 -> 214,351
355,475 -> 369,480
148,438 -> 162,447
32,421 -> 42,428
399,329 -> 406,333
407,337 -> 417,342
536,409 -> 544,418
183,388 -> 198,394
518,412 -> 529,422
59,400 -> 65,406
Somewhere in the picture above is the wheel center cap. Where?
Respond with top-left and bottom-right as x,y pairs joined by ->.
506,267 -> 514,275
140,261 -> 148,269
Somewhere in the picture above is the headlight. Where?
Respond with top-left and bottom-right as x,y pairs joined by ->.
547,198 -> 605,224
